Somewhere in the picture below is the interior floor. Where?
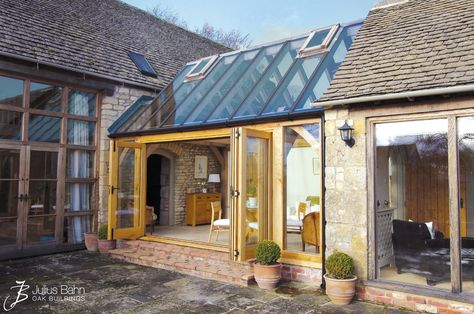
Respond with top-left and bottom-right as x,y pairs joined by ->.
148,224 -> 229,246
380,265 -> 474,293
286,232 -> 319,255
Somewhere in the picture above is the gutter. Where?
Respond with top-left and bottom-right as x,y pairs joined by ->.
0,51 -> 161,92
312,84 -> 474,109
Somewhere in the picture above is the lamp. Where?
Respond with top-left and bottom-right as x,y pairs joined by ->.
208,174 -> 221,192
338,121 -> 355,147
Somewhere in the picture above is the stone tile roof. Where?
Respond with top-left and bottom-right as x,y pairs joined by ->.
0,0 -> 231,90
318,0 -> 474,102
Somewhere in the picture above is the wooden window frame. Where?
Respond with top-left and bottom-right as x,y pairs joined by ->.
184,55 -> 219,82
298,24 -> 339,58
367,108 -> 474,296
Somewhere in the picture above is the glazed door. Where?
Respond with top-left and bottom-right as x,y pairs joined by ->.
231,128 -> 271,261
109,141 -> 145,240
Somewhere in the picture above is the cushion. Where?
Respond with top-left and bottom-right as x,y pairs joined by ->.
213,219 -> 230,227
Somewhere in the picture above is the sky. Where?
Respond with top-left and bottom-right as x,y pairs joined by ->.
122,0 -> 376,45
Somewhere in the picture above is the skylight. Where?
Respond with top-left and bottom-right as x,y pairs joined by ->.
298,24 -> 340,58
128,51 -> 157,78
185,55 -> 219,81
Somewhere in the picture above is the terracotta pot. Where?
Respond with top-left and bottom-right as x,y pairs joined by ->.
98,239 -> 116,253
84,232 -> 98,252
324,274 -> 358,305
253,263 -> 281,289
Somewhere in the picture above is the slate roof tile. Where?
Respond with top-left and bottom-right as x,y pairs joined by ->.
0,0 -> 231,90
318,0 -> 474,102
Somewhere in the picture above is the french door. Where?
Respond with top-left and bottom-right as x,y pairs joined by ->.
0,145 -> 59,251
231,128 -> 272,261
109,140 -> 146,240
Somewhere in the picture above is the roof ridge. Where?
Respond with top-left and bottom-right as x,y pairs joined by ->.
371,0 -> 410,10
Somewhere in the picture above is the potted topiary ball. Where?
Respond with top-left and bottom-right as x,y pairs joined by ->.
324,251 -> 357,305
253,240 -> 281,289
97,224 -> 116,253
84,231 -> 98,252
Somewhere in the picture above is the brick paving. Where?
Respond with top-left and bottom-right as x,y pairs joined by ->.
0,251 -> 416,313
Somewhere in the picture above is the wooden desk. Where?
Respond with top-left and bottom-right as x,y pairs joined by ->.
185,193 -> 221,226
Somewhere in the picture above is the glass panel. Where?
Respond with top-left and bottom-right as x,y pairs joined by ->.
245,136 -> 268,245
233,39 -> 305,119
457,116 -> 474,294
64,216 -> 92,243
68,90 -> 96,116
295,23 -> 361,111
189,58 -> 211,75
0,76 -> 23,107
375,119 -> 450,289
67,119 -> 95,146
26,215 -> 55,242
284,124 -> 321,255
30,82 -> 62,112
0,110 -> 22,140
162,55 -> 237,127
67,150 -> 94,178
0,149 -> 20,219
30,151 -> 57,179
28,114 -> 60,143
128,51 -> 157,77
207,43 -> 285,122
117,147 -> 140,229
184,51 -> 260,125
261,56 -> 321,116
66,183 -> 93,212
29,151 -> 57,215
0,219 -> 17,246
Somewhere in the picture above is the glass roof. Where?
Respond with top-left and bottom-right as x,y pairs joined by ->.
109,21 -> 363,136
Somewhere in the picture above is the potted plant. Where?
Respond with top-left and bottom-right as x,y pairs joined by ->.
84,231 -> 98,252
97,224 -> 116,253
253,240 -> 281,289
247,180 -> 257,207
324,251 -> 358,305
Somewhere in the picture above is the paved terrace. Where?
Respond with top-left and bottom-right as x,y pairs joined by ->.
0,251 -> 415,313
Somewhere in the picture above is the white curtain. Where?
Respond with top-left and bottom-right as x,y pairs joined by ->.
69,92 -> 92,243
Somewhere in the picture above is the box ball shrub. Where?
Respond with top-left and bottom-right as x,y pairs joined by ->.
325,251 -> 355,279
98,224 -> 108,240
255,240 -> 281,265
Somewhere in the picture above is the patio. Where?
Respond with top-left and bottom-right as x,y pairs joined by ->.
0,251 -> 412,313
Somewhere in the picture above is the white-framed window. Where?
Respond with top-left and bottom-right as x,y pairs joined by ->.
184,55 -> 219,81
298,24 -> 340,58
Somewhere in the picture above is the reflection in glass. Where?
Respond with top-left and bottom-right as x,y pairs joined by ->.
284,124 -> 321,254
28,181 -> 56,215
0,110 -> 22,140
376,119 -> 451,288
0,149 -> 20,219
64,216 -> 92,243
66,183 -> 93,212
27,215 -> 55,242
457,116 -> 474,293
0,219 -> 17,245
68,90 -> 96,116
28,114 -> 61,143
245,137 -> 267,245
30,82 -> 62,112
117,147 -> 140,228
30,151 -> 57,179
67,150 -> 93,178
67,120 -> 95,146
0,76 -> 23,107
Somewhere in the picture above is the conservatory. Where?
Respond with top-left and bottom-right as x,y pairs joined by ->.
107,20 -> 362,265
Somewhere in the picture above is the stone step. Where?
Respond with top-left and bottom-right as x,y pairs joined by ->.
109,240 -> 254,286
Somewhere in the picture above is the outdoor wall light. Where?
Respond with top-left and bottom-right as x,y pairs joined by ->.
338,121 -> 355,147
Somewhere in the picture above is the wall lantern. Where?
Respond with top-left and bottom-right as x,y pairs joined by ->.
338,121 -> 355,147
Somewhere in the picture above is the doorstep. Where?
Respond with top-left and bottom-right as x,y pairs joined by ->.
108,239 -> 254,286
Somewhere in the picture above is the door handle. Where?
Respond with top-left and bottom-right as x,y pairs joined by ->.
110,186 -> 118,194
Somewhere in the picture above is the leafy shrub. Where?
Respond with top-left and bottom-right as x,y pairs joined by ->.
325,251 -> 355,279
98,224 -> 108,240
255,240 -> 281,265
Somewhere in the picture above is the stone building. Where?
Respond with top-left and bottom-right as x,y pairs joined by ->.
0,0 -> 229,260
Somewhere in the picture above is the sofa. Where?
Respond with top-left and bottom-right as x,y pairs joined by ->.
391,219 -> 474,285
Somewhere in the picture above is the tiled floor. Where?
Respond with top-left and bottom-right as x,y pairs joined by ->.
0,251 -> 415,313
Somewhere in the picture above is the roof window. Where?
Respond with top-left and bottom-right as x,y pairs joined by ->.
185,55 -> 219,81
128,51 -> 157,78
299,24 -> 339,58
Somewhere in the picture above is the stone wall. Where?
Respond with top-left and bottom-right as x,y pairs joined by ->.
147,142 -> 222,225
98,86 -> 153,224
324,108 -> 368,279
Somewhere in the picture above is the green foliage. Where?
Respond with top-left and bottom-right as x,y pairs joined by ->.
98,224 -> 108,240
255,240 -> 281,265
325,251 -> 355,279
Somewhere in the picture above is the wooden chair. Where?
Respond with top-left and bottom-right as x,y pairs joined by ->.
301,212 -> 320,253
145,205 -> 157,234
208,201 -> 230,242
297,202 -> 307,222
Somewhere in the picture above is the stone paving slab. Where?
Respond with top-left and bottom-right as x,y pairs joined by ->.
0,251 -> 417,313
